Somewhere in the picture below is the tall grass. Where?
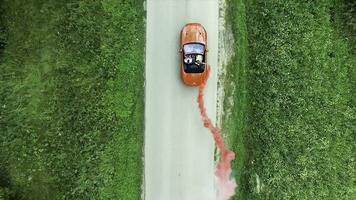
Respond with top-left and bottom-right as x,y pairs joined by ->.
0,0 -> 145,199
224,0 -> 355,199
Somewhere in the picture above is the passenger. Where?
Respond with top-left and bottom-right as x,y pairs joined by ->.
194,54 -> 203,65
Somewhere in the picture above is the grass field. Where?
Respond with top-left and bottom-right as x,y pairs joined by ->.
0,0 -> 145,199
223,0 -> 355,199
1,0 -> 355,199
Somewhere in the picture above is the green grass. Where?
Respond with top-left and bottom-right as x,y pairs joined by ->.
224,0 -> 355,199
0,0 -> 145,199
221,0 -> 248,199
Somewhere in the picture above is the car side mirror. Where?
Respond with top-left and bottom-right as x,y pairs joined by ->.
206,49 -> 209,52
179,49 -> 182,53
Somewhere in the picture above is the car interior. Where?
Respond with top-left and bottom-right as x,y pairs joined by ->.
183,53 -> 205,73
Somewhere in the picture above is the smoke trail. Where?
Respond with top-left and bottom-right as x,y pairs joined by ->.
197,67 -> 237,200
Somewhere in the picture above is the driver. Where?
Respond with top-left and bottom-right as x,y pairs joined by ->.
184,55 -> 193,64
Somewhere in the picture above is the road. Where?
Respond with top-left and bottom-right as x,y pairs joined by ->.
144,0 -> 219,200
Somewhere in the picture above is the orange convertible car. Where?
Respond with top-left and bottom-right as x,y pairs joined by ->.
179,23 -> 209,86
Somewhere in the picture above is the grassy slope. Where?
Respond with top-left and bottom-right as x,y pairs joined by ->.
0,0 -> 144,199
224,0 -> 355,199
221,0 -> 248,200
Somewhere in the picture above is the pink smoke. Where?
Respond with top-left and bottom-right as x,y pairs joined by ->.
197,67 -> 237,200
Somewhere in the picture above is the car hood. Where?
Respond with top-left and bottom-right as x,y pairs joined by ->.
181,24 -> 206,44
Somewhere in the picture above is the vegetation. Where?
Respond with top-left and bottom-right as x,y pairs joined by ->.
224,0 -> 355,199
0,0 -> 145,199
221,1 -> 248,200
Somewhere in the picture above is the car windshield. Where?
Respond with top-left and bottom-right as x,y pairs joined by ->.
183,43 -> 205,54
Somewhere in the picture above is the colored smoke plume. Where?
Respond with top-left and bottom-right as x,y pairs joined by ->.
197,67 -> 237,200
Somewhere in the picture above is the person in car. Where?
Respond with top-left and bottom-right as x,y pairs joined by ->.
195,54 -> 203,65
184,55 -> 193,64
